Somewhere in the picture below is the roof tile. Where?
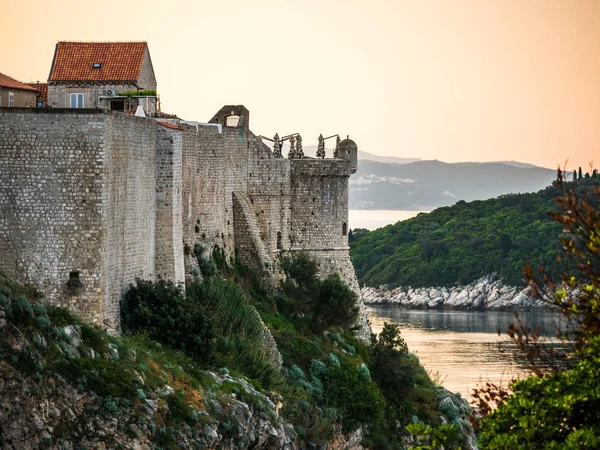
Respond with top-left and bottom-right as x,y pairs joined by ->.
27,83 -> 48,102
0,72 -> 39,92
157,121 -> 183,130
49,42 -> 148,82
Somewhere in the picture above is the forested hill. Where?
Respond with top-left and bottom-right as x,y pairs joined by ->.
349,176 -> 600,288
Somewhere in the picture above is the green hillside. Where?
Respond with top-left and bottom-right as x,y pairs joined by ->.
349,175 -> 600,288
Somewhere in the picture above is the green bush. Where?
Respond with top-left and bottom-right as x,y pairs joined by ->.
321,358 -> 385,431
370,323 -> 439,426
479,336 -> 600,449
312,274 -> 359,333
186,278 -> 280,388
121,279 -> 213,362
53,358 -> 138,399
281,253 -> 359,334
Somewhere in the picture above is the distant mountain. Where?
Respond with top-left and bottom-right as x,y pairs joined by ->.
358,151 -> 421,165
485,160 -> 550,169
300,146 -> 421,164
350,160 -> 557,210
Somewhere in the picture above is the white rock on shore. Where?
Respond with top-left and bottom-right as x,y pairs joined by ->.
362,275 -> 548,310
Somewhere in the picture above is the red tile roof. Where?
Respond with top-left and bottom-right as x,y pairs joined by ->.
49,42 -> 148,82
0,72 -> 39,92
27,83 -> 48,102
157,121 -> 183,130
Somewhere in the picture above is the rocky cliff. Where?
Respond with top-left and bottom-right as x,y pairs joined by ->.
362,275 -> 548,310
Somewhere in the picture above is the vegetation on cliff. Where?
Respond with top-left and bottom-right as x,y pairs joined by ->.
0,250 -> 474,449
350,174 -> 600,288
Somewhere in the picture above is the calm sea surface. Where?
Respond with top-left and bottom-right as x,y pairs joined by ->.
349,210 -> 429,230
367,307 -> 565,399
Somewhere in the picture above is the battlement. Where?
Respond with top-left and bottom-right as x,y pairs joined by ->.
290,158 -> 354,177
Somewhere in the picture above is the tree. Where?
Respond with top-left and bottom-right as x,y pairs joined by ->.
477,169 -> 600,448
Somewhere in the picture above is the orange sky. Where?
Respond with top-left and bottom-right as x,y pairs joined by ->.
2,0 -> 599,170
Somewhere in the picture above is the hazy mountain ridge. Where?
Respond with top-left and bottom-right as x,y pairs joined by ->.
350,159 -> 557,210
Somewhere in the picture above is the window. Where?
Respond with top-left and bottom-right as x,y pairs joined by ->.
342,222 -> 347,236
226,115 -> 240,127
92,63 -> 102,69
8,92 -> 14,107
70,93 -> 84,108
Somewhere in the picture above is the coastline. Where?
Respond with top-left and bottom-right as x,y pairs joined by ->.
362,275 -> 552,311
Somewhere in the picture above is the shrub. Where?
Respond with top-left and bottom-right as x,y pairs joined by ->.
370,323 -> 439,426
281,253 -> 359,333
54,358 -> 138,399
478,336 -> 600,449
121,279 -> 213,362
312,274 -> 358,333
321,358 -> 385,431
186,278 -> 280,388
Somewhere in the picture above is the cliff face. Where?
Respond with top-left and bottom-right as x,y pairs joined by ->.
0,362 -> 296,450
0,292 -> 296,450
362,275 -> 548,310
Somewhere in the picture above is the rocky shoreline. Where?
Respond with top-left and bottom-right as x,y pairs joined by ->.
362,275 -> 551,311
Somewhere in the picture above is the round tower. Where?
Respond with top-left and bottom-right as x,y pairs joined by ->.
338,136 -> 358,173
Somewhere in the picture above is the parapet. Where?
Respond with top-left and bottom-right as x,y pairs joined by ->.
290,158 -> 354,177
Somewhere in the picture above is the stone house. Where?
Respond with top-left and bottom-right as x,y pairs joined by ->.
47,41 -> 157,114
0,72 -> 39,107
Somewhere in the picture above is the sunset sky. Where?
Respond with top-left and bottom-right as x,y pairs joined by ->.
2,0 -> 599,170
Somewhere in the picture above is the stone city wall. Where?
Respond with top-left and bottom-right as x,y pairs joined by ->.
246,138 -> 291,255
0,109 -> 157,325
0,105 -> 361,329
180,124 -> 227,266
289,159 -> 352,250
155,123 -> 185,284
101,113 -> 157,326
0,109 -> 108,322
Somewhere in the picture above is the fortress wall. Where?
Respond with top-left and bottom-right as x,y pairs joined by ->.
247,139 -> 292,255
290,159 -> 352,250
220,127 -> 250,256
155,125 -> 185,283
0,109 -> 108,322
181,125 -> 227,265
101,114 -> 157,326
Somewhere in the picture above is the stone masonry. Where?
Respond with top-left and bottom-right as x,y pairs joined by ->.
0,109 -> 156,325
0,104 -> 359,328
